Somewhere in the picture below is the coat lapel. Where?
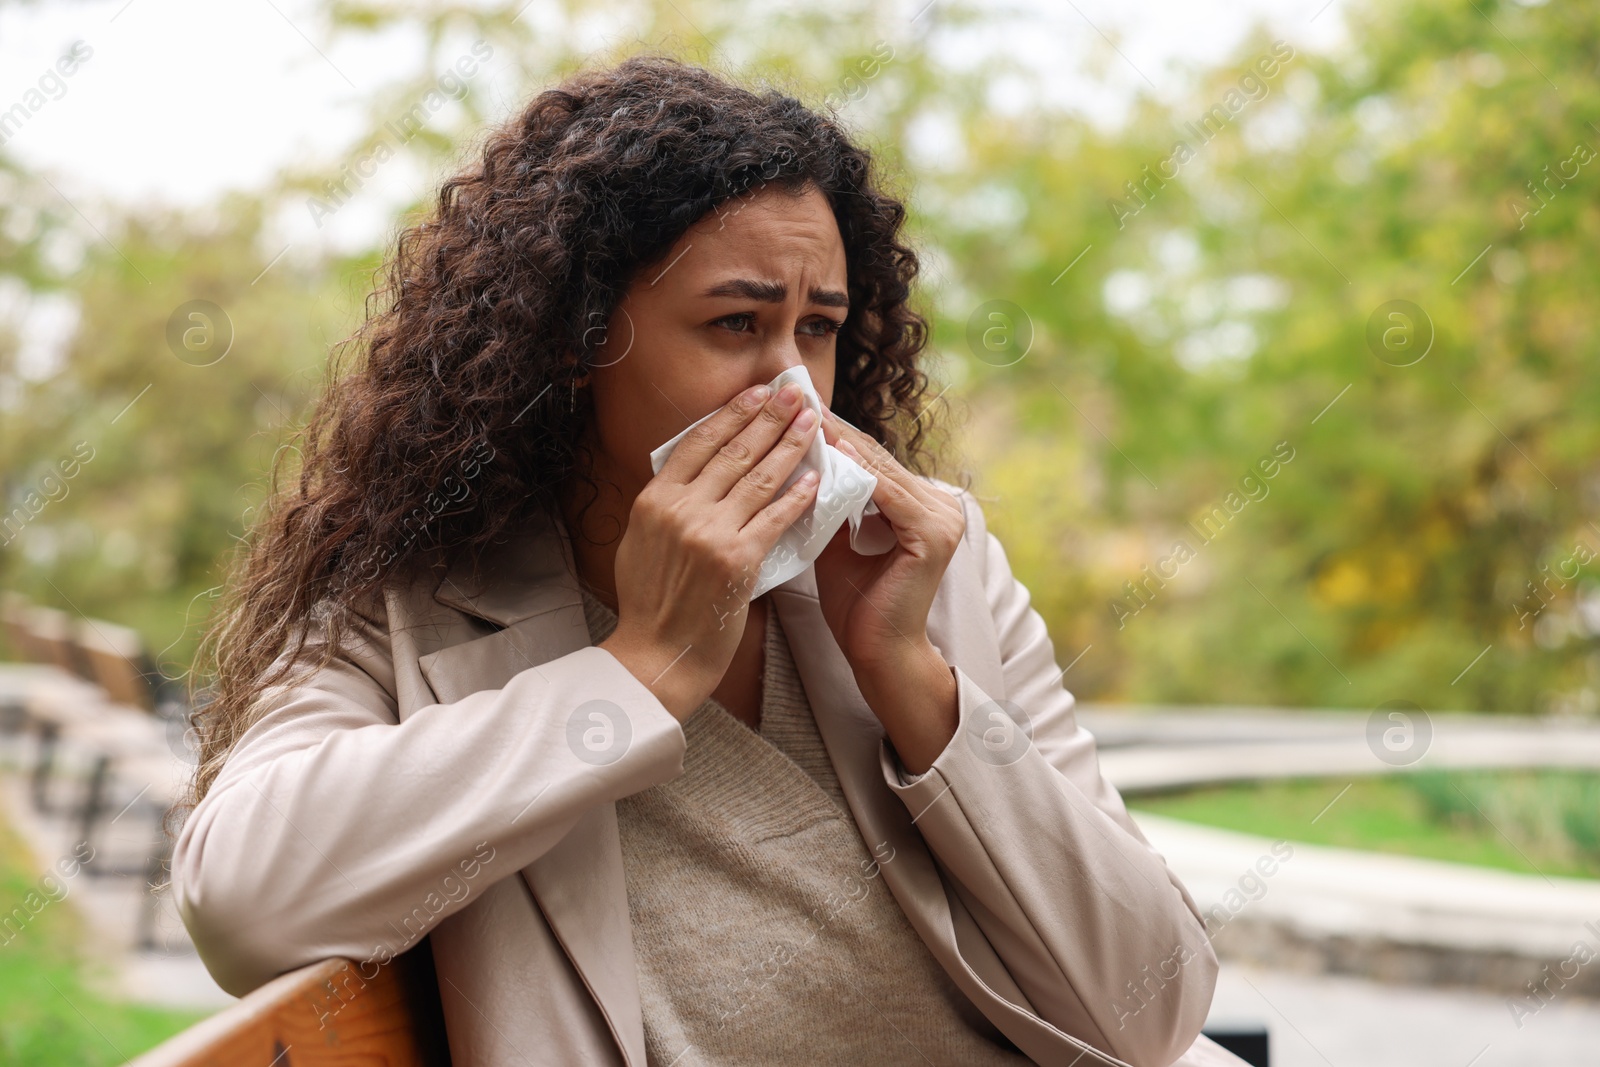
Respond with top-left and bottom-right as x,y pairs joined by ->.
766,530 -> 1010,991
416,510 -> 650,1067
767,575 -> 939,903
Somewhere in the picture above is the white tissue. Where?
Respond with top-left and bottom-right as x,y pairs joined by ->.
648,365 -> 897,598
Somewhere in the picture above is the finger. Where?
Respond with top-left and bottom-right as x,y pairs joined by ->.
702,381 -> 810,503
724,403 -> 820,525
836,432 -> 962,543
666,381 -> 805,505
743,463 -> 822,551
829,419 -> 938,510
819,397 -> 839,445
834,436 -> 927,534
656,382 -> 773,486
823,410 -> 878,465
820,414 -> 840,448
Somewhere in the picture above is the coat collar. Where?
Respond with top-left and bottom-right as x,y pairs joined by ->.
431,507 -> 591,626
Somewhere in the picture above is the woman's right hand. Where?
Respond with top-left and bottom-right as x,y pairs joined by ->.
600,379 -> 820,721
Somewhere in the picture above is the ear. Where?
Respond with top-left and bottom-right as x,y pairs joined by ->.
560,348 -> 592,387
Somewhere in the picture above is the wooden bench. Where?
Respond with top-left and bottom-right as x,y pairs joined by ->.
0,592 -> 173,805
1,593 -> 190,945
74,615 -> 161,713
118,948 -> 1271,1066
1,591 -> 47,663
1,592 -> 167,712
125,943 -> 452,1067
5,600 -> 92,679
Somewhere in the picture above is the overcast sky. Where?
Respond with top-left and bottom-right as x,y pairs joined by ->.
0,0 -> 1347,216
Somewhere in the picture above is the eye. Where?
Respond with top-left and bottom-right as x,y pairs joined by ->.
711,313 -> 845,337
803,317 -> 846,338
712,312 -> 756,333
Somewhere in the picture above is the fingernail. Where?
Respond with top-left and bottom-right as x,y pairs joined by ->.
746,384 -> 772,404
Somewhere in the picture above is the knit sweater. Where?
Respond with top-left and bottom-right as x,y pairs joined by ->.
580,586 -> 1034,1066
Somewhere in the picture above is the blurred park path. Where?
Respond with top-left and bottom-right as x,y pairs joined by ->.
1080,704 -> 1600,789
0,662 -> 234,1011
1209,960 -> 1600,1067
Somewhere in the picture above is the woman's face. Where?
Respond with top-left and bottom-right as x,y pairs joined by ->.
578,181 -> 847,497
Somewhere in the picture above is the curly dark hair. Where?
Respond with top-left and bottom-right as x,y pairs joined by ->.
179,52 -> 957,818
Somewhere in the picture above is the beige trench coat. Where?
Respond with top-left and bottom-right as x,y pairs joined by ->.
172,476 -> 1246,1067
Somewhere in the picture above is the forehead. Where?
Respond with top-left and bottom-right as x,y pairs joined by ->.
667,183 -> 847,282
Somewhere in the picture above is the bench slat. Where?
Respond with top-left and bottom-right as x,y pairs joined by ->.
125,950 -> 449,1067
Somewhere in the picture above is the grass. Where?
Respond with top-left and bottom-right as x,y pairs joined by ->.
0,792 -> 210,1066
1128,768 -> 1600,881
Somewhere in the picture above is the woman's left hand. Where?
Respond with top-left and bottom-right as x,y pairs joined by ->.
811,405 -> 966,682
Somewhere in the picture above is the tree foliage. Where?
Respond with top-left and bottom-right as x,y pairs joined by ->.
1,0 -> 1595,715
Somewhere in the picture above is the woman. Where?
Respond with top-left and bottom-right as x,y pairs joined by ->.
172,55 -> 1244,1067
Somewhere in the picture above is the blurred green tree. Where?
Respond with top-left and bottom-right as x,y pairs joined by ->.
947,0 -> 1599,715
1,0 -> 1595,719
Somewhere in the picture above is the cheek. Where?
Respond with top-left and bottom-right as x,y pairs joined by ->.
587,365 -> 670,475
588,356 -> 751,475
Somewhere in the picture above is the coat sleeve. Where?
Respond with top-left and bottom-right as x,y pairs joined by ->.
876,487 -> 1217,1067
171,594 -> 686,998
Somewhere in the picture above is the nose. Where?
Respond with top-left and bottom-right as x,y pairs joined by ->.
752,345 -> 807,393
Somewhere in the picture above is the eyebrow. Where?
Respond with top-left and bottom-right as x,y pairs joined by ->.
699,277 -> 850,309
